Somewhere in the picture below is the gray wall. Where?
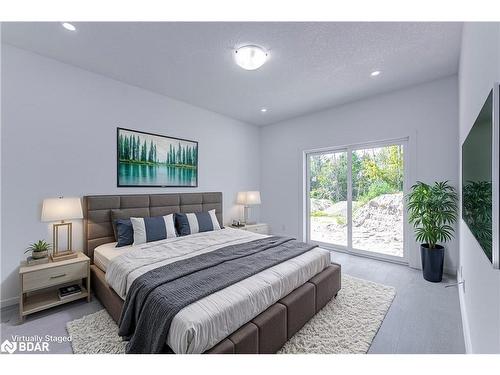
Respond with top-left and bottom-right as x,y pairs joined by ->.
458,22 -> 500,354
0,45 -> 260,305
259,76 -> 459,272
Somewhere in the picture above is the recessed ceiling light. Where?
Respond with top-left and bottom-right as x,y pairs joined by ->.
62,22 -> 76,32
370,70 -> 381,77
261,108 -> 268,113
234,45 -> 269,71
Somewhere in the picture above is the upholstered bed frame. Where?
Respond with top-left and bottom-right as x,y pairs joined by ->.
83,192 -> 341,354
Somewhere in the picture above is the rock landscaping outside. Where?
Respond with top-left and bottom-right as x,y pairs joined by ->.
310,192 -> 403,257
308,145 -> 404,258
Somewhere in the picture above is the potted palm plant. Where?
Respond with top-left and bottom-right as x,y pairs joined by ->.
407,181 -> 458,282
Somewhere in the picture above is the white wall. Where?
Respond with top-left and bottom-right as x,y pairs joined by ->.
0,31 -> 3,309
458,22 -> 500,354
260,76 -> 459,272
0,45 -> 260,305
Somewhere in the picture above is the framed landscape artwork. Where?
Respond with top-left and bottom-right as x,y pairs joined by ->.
117,127 -> 198,187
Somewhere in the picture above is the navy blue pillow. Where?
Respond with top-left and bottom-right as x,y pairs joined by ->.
175,210 -> 221,236
115,219 -> 134,247
130,215 -> 177,245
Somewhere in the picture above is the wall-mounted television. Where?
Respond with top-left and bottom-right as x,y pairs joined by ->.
462,84 -> 499,268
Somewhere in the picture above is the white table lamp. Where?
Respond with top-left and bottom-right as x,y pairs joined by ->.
41,197 -> 83,261
237,191 -> 261,225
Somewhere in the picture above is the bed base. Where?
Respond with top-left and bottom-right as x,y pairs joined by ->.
90,263 -> 341,354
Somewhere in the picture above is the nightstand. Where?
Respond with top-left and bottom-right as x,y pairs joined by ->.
19,252 -> 90,321
232,223 -> 269,235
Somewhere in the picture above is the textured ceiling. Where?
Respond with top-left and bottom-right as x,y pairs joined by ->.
1,22 -> 462,126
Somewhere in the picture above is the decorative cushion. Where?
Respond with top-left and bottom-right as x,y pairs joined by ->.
130,214 -> 176,245
175,209 -> 221,236
111,208 -> 150,240
114,219 -> 134,247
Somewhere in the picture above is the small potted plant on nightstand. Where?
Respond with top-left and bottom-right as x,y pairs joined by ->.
25,240 -> 51,264
407,181 -> 458,282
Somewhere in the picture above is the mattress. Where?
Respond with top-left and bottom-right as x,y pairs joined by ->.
99,228 -> 330,354
94,242 -> 134,272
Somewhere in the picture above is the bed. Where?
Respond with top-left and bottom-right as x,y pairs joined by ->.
83,192 -> 341,354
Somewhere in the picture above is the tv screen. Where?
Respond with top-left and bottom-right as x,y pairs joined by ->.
462,90 -> 493,262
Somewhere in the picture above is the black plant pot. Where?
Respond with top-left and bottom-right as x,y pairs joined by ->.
420,244 -> 444,282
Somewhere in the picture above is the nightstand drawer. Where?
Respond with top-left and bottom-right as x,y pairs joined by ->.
251,226 -> 268,234
245,224 -> 269,234
23,262 -> 87,292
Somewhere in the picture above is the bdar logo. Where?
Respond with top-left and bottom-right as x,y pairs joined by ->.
1,339 -> 17,354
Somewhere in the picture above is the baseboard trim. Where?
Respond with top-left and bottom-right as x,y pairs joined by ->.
444,267 -> 457,276
0,296 -> 19,309
458,280 -> 472,353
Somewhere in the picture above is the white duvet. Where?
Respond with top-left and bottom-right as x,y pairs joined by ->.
102,228 -> 330,353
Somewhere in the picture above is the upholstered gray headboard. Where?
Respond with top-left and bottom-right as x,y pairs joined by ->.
83,192 -> 223,260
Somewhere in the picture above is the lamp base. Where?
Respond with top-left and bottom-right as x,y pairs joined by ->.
51,251 -> 78,262
243,205 -> 249,225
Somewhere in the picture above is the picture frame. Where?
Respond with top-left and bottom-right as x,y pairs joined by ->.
117,127 -> 198,187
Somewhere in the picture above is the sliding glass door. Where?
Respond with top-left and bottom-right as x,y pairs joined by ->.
306,140 -> 407,262
309,150 -> 348,247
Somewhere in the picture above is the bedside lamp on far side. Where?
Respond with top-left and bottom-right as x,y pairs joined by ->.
237,191 -> 261,225
41,197 -> 83,261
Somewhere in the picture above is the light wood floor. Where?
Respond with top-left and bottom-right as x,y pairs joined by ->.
330,251 -> 465,353
1,251 -> 465,354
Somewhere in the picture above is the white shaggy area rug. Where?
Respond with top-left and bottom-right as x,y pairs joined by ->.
66,274 -> 395,354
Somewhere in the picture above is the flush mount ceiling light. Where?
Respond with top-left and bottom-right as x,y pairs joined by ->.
234,45 -> 269,70
370,70 -> 381,77
260,108 -> 268,113
62,22 -> 76,31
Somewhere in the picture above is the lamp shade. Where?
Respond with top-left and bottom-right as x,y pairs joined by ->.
236,191 -> 261,206
41,197 -> 83,222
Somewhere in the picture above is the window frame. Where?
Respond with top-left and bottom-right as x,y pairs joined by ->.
304,137 -> 410,264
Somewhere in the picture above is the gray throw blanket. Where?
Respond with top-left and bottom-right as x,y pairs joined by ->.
119,236 -> 316,353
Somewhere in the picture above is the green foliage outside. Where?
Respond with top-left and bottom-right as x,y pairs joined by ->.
118,133 -> 197,169
310,211 -> 346,225
310,210 -> 331,217
309,145 -> 404,205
